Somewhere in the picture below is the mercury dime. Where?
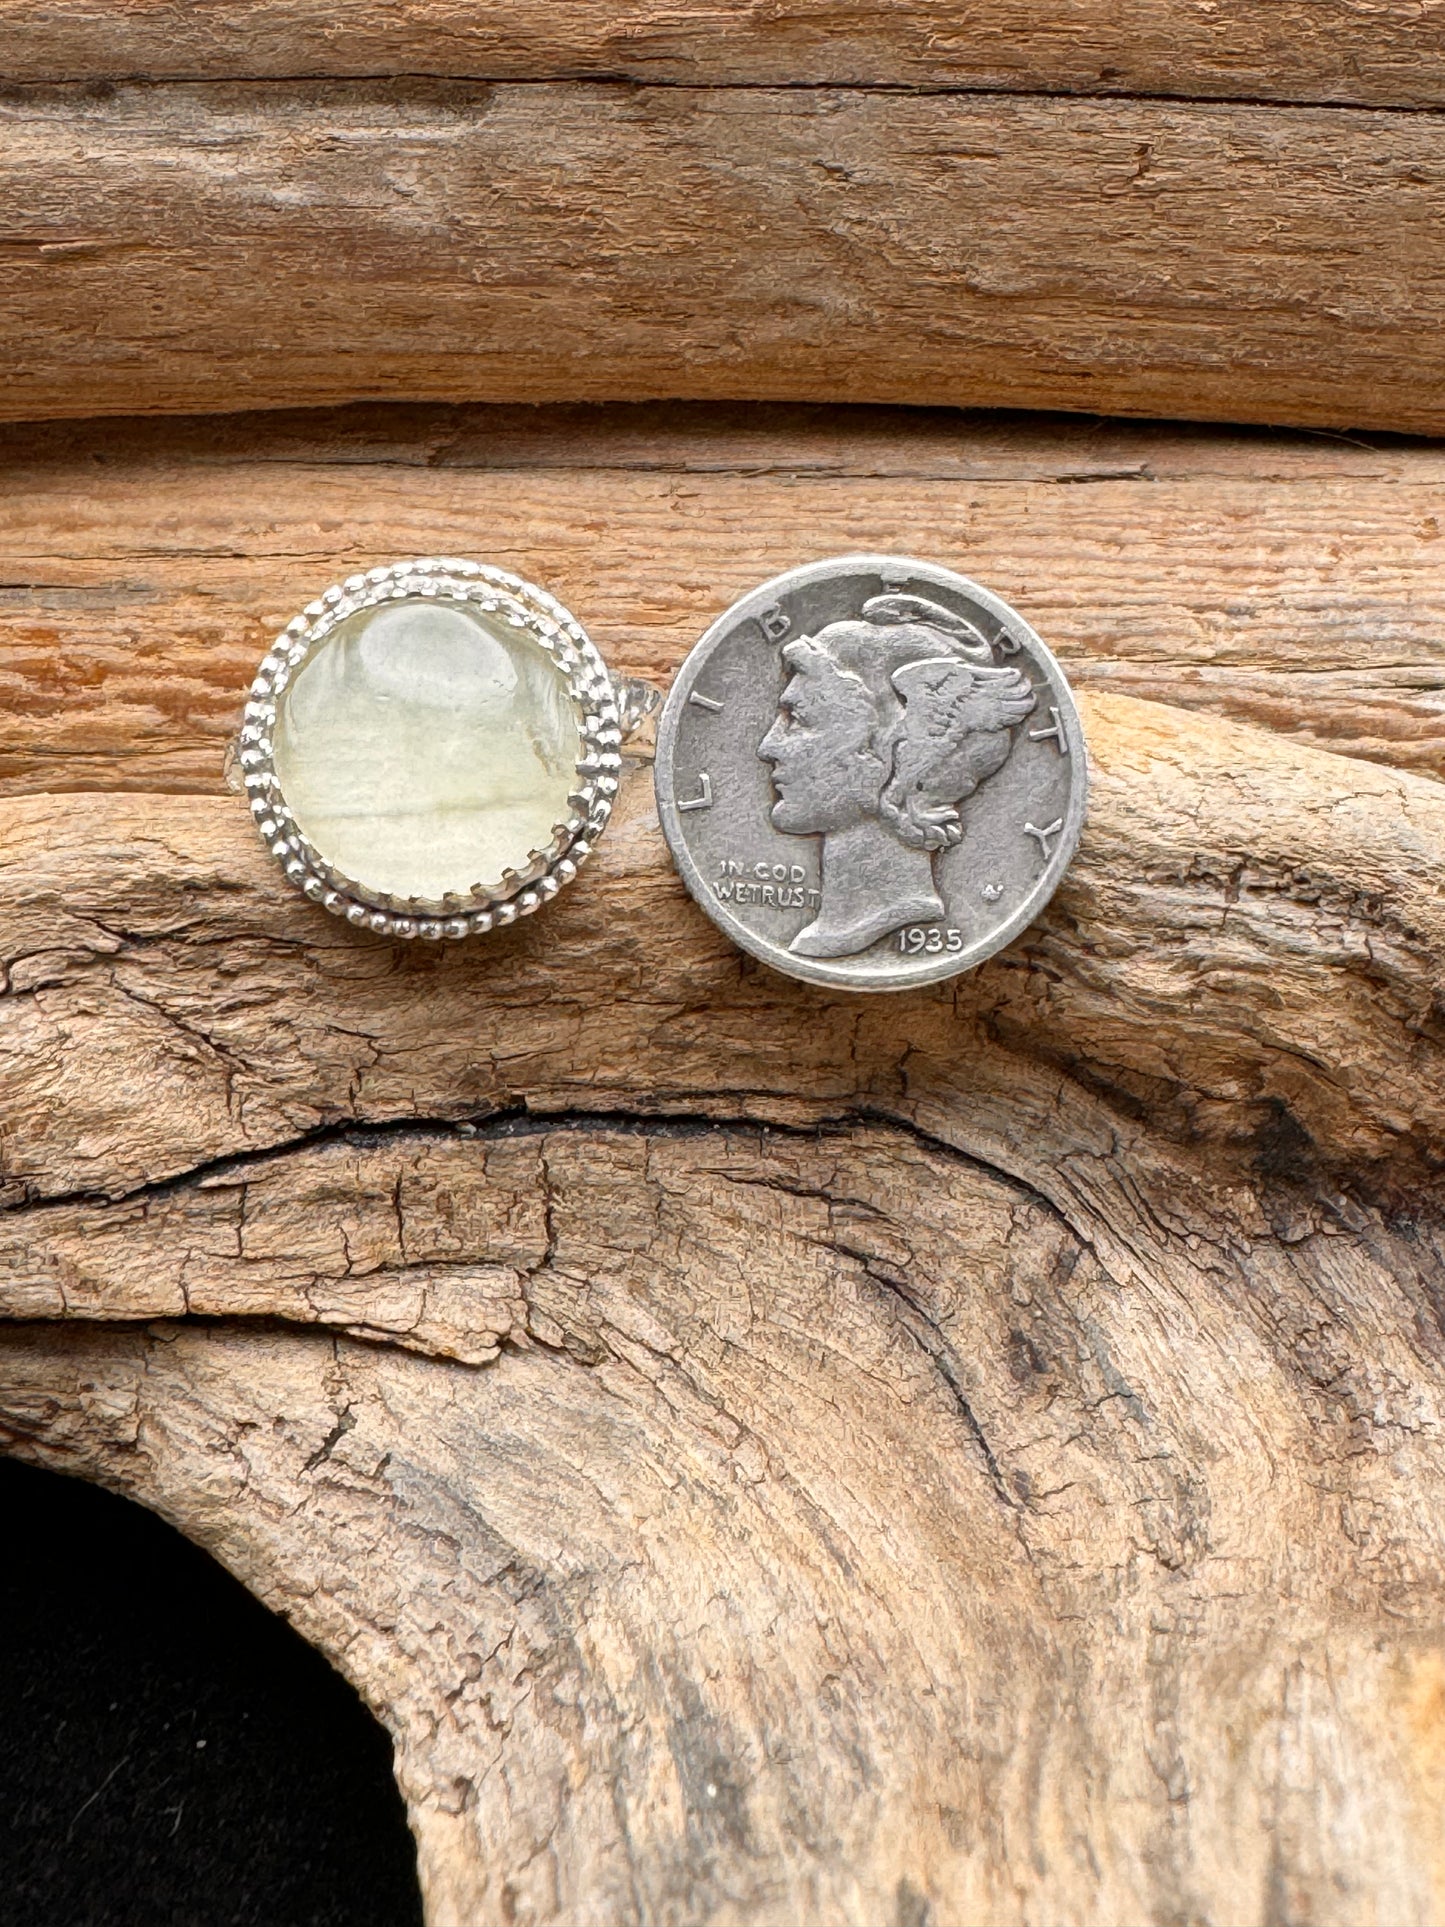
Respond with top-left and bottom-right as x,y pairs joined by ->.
655,554 -> 1087,991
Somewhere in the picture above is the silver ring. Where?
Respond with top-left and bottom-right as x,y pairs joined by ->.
238,558 -> 621,939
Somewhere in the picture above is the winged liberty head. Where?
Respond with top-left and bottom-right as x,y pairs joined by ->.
756,593 -> 1036,958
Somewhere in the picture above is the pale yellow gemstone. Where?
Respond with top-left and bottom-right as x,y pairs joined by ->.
273,598 -> 581,904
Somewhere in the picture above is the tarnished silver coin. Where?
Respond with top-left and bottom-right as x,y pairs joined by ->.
655,554 -> 1087,991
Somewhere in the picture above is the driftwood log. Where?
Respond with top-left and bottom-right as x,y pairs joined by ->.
7,0 -> 1445,104
4,48 -> 1445,430
4,403 -> 1445,1922
4,404 -> 1445,794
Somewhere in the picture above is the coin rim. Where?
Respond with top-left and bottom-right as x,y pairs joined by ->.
655,553 -> 1089,992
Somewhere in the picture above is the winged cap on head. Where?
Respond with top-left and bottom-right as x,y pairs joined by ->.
863,594 -> 1037,852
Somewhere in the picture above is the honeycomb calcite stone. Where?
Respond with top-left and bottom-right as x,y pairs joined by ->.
273,597 -> 581,904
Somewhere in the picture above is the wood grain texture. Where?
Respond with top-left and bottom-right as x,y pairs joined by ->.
6,80 -> 1445,429
7,692 -> 1445,1921
8,0 -> 1445,111
2,402 -> 1444,797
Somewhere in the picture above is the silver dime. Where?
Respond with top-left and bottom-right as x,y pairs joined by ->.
654,554 -> 1087,991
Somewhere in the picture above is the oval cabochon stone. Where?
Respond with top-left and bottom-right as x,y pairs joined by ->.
274,598 -> 581,904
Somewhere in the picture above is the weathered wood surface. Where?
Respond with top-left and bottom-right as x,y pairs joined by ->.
4,402 -> 1445,1921
7,684 -> 1445,1923
6,78 -> 1445,430
8,0 -> 1445,108
3,404 -> 1445,797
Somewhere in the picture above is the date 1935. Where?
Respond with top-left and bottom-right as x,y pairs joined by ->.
897,926 -> 966,954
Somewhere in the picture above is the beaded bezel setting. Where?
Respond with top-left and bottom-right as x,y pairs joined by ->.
239,558 -> 622,939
